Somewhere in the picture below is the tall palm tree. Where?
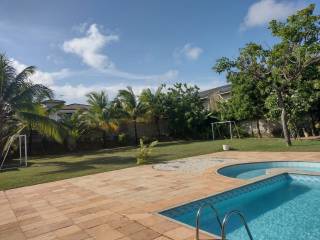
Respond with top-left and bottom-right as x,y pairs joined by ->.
139,85 -> 165,139
84,91 -> 118,147
117,86 -> 145,145
0,54 -> 65,155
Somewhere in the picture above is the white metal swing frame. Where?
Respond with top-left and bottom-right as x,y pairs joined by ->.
211,121 -> 240,140
0,135 -> 28,170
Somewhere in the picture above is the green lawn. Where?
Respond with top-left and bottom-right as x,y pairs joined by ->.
1,138 -> 320,190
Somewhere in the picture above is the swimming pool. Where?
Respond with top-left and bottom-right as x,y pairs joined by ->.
160,173 -> 320,240
218,161 -> 320,179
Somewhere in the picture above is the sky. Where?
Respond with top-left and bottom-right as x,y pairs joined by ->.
1,0 -> 319,103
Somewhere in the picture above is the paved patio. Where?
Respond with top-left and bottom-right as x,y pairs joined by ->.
1,151 -> 320,240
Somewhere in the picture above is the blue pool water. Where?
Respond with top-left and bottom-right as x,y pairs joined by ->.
160,174 -> 320,240
218,161 -> 320,179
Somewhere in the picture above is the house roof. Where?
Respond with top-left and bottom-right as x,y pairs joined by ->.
199,84 -> 231,99
42,99 -> 66,104
61,104 -> 90,111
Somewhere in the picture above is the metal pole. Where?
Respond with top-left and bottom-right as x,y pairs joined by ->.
24,135 -> 28,167
19,136 -> 22,165
211,123 -> 215,141
229,122 -> 233,139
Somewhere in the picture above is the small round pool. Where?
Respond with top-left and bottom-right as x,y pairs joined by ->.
218,161 -> 320,179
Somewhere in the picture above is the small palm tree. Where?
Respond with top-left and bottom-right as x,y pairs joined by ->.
84,91 -> 118,147
117,86 -> 145,145
140,85 -> 165,139
0,54 -> 65,155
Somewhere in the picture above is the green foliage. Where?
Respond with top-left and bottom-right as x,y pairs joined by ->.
0,54 -> 65,154
136,138 -> 158,164
116,86 -> 145,144
163,83 -> 208,138
214,4 -> 320,145
214,43 -> 268,123
139,85 -> 165,138
117,133 -> 127,145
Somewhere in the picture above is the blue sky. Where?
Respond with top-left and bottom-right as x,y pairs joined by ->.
1,0 -> 318,103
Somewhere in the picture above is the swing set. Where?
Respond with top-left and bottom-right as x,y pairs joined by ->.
211,121 -> 240,140
0,135 -> 28,170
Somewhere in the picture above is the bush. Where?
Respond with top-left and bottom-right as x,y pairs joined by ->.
117,133 -> 127,145
136,139 -> 158,164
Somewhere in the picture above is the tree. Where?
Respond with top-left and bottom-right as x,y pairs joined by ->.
163,83 -> 208,138
214,44 -> 268,138
117,87 -> 145,145
139,85 -> 165,139
214,5 -> 320,146
265,4 -> 320,145
84,91 -> 118,147
0,54 -> 65,155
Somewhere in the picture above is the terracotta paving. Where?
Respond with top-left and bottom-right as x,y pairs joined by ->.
0,151 -> 320,240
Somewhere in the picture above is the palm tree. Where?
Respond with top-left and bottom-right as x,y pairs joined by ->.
117,86 -> 145,145
84,91 -> 118,147
0,54 -> 65,155
139,85 -> 165,139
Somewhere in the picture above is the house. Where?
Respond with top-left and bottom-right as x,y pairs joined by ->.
58,103 -> 90,118
199,84 -> 231,111
42,100 -> 89,120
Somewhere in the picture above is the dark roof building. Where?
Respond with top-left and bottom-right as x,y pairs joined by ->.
199,84 -> 231,111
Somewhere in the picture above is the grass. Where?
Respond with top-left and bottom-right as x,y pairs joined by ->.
0,138 -> 320,190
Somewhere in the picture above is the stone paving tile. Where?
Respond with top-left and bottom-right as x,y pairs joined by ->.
116,221 -> 146,235
163,227 -> 194,240
129,228 -> 161,240
86,224 -> 124,240
0,226 -> 26,240
0,152 -> 319,240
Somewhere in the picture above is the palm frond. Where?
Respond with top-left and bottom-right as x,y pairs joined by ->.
17,112 -> 66,143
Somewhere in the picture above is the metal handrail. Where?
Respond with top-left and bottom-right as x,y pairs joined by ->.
221,210 -> 253,240
195,203 -> 222,240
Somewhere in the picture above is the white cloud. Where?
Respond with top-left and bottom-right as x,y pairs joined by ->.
241,0 -> 306,30
10,57 -> 176,103
63,23 -> 178,82
52,83 -> 160,103
63,24 -> 118,70
174,43 -> 203,61
10,58 -> 70,86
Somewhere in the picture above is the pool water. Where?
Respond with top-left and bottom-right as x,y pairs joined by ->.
218,161 -> 320,179
160,174 -> 320,240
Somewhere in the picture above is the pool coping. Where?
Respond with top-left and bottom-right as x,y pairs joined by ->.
211,159 -> 320,180
156,160 -> 320,239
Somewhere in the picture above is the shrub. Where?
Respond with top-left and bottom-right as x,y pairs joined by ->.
117,133 -> 127,145
136,139 -> 158,164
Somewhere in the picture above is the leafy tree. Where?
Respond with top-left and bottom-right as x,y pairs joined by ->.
265,4 -> 320,145
139,85 -> 165,139
214,5 -> 320,145
59,111 -> 88,150
83,91 -> 118,147
0,54 -> 65,155
163,83 -> 208,138
214,43 -> 268,138
117,87 -> 145,145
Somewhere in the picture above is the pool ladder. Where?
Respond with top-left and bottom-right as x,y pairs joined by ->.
195,203 -> 253,240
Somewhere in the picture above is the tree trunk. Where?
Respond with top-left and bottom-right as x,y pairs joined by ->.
250,121 -> 254,137
256,119 -> 262,138
310,113 -> 317,136
276,90 -> 292,146
281,107 -> 292,146
133,119 -> 138,145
